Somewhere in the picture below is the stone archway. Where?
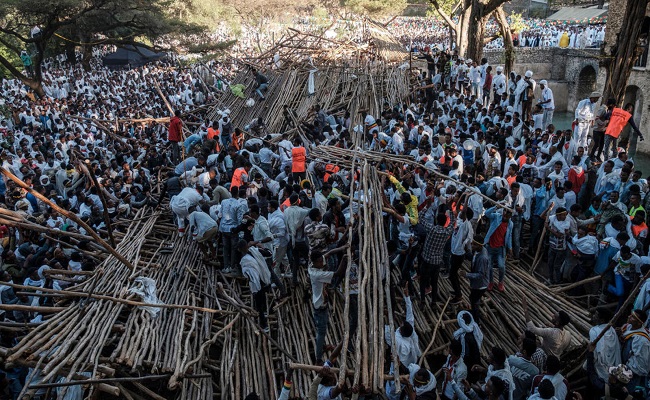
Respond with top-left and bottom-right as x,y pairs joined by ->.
576,65 -> 598,102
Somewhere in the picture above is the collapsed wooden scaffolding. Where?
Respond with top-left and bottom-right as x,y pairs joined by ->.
0,27 -> 597,400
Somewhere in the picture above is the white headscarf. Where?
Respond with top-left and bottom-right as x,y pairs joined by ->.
453,311 -> 484,356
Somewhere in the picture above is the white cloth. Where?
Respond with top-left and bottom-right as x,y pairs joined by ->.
308,268 -> 334,309
127,277 -> 163,317
188,211 -> 217,239
454,311 -> 484,358
385,296 -> 420,366
588,324 -> 621,381
241,248 -> 272,293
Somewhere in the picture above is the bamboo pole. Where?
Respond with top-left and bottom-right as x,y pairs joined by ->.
0,282 -> 236,315
0,166 -> 134,271
76,159 -> 116,247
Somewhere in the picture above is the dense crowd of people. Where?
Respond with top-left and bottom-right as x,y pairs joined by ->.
387,17 -> 606,53
0,13 -> 648,400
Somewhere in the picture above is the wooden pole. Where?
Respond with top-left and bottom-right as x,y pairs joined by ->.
418,298 -> 451,364
76,159 -> 116,247
27,373 -> 211,389
0,281 -> 236,315
590,267 -> 650,346
0,166 -> 135,271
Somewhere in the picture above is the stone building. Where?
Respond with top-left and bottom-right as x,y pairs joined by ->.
484,47 -> 600,112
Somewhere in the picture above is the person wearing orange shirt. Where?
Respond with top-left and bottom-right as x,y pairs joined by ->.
604,103 -> 645,159
231,128 -> 244,151
630,210 -> 648,253
323,164 -> 340,184
231,162 -> 251,190
291,140 -> 307,181
206,122 -> 220,152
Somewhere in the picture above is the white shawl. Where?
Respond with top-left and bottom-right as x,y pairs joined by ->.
454,310 -> 484,357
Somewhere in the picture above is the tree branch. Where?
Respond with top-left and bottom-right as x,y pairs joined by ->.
0,35 -> 22,55
0,53 -> 29,82
483,0 -> 510,17
483,34 -> 498,45
428,0 -> 458,32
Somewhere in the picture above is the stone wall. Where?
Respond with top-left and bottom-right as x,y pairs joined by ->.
484,47 -> 601,111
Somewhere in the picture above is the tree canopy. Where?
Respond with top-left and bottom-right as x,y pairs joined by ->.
0,0 -> 218,95
340,0 -> 408,17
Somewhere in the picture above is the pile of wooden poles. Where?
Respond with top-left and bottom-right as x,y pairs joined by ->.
0,208 -> 238,399
205,60 -> 412,135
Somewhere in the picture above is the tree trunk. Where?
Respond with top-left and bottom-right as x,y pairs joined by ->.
449,26 -> 455,52
466,2 -> 489,63
601,0 -> 650,104
65,42 -> 76,65
25,78 -> 46,98
456,7 -> 471,57
494,5 -> 515,76
0,52 -> 45,98
81,45 -> 92,72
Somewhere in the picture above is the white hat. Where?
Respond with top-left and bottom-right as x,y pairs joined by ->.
539,80 -> 548,85
496,66 -> 503,72
525,70 -> 533,78
466,59 -> 473,64
590,91 -> 602,98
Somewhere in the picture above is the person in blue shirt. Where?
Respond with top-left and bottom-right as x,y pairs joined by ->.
173,155 -> 205,176
528,177 -> 553,252
483,205 -> 513,292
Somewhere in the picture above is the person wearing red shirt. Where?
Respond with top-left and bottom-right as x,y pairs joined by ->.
168,110 -> 183,164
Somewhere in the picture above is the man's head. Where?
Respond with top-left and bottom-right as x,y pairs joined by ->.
308,208 -> 322,222
627,309 -> 646,329
449,339 -> 462,358
310,250 -> 325,269
413,368 -> 431,389
521,338 -> 537,359
553,310 -> 571,328
546,355 -> 561,375
236,239 -> 249,254
400,320 -> 414,338
471,236 -> 484,253
488,347 -> 506,368
537,379 -> 556,399
591,306 -> 613,326
589,91 -> 602,103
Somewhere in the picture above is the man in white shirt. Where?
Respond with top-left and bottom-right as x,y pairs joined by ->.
492,66 -> 507,100
237,240 -> 272,331
574,92 -> 601,149
257,141 -> 279,176
538,80 -> 554,129
621,309 -> 650,391
277,133 -> 293,169
188,206 -> 218,259
469,60 -> 482,98
587,307 -> 621,382
308,247 -> 348,363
